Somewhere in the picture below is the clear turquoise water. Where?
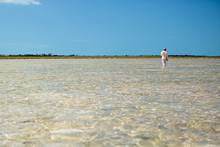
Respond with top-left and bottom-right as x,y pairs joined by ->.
0,58 -> 219,146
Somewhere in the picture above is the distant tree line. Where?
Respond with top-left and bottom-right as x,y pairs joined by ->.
0,54 -> 219,57
0,54 -> 77,57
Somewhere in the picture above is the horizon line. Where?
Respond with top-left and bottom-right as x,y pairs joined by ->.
0,54 -> 219,57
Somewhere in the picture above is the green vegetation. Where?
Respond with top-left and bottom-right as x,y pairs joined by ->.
0,54 -> 219,59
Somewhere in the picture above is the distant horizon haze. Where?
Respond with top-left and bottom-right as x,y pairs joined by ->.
0,50 -> 219,57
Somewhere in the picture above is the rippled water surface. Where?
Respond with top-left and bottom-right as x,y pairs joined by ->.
0,58 -> 220,146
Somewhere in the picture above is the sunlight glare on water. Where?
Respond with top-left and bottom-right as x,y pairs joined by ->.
0,58 -> 220,146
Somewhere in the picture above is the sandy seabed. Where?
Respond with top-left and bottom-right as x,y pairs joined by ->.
0,58 -> 220,146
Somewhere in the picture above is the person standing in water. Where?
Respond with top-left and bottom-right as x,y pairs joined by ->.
161,48 -> 168,68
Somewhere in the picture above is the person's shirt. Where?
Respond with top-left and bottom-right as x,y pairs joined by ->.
161,51 -> 168,60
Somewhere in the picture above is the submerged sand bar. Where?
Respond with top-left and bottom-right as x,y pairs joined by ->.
0,58 -> 219,146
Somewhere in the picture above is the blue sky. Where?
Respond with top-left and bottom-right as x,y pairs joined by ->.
0,0 -> 219,55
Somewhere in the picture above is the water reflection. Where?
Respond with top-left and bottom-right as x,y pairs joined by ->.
0,58 -> 219,146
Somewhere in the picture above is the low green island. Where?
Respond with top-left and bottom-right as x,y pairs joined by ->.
0,54 -> 219,59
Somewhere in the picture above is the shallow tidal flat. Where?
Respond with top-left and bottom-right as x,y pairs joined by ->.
0,58 -> 219,146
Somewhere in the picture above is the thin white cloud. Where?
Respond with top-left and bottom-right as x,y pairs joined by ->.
0,0 -> 40,5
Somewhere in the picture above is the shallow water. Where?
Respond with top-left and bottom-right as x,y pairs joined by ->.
0,58 -> 219,146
